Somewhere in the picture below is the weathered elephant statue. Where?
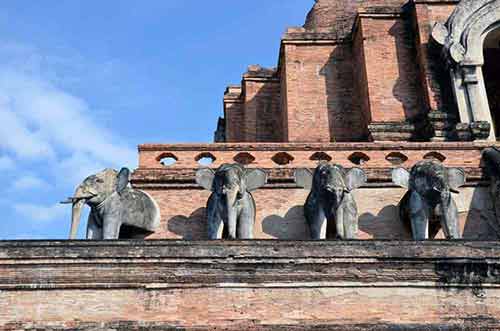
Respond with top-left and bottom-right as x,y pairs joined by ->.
295,163 -> 366,240
63,168 -> 160,240
392,161 -> 465,240
196,164 -> 267,240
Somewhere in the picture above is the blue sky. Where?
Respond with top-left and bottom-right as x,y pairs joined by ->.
0,1 -> 312,239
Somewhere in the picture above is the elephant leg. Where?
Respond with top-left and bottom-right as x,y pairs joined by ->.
340,194 -> 358,240
237,198 -> 255,239
207,196 -> 224,240
208,216 -> 224,240
308,207 -> 327,240
440,193 -> 461,239
409,191 -> 430,240
86,212 -> 102,240
103,219 -> 121,240
334,206 -> 344,239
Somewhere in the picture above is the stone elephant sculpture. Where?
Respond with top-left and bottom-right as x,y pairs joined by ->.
64,168 -> 160,240
295,163 -> 366,240
196,164 -> 267,240
392,160 -> 465,240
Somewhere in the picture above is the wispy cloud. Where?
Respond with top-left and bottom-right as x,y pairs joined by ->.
13,174 -> 50,191
0,41 -> 137,231
13,203 -> 68,223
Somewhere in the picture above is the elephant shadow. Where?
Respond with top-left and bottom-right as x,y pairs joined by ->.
262,205 -> 311,240
358,205 -> 413,240
167,207 -> 208,240
462,187 -> 500,240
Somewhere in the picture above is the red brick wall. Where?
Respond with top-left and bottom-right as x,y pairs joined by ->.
281,44 -> 332,142
243,79 -> 282,142
352,21 -> 371,137
359,15 -> 423,123
413,3 -> 458,113
135,142 -> 498,241
281,43 -> 365,142
138,142 -> 486,170
223,86 -> 244,142
3,286 -> 500,329
224,102 -> 244,142
2,241 -> 500,330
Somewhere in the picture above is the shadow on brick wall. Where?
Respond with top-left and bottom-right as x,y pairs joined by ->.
167,208 -> 208,240
358,205 -> 413,239
262,206 -> 311,239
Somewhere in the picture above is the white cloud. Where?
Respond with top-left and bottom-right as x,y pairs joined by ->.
0,69 -> 136,166
13,203 -> 68,223
0,41 -> 137,231
0,155 -> 14,170
13,175 -> 50,191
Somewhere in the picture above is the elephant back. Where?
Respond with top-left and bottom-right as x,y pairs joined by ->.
119,189 -> 160,232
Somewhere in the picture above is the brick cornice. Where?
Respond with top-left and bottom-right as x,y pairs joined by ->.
138,142 -> 500,152
1,240 -> 499,291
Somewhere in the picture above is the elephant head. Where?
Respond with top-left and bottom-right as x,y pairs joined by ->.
63,167 -> 159,240
196,164 -> 267,239
392,160 -> 465,240
295,163 -> 366,239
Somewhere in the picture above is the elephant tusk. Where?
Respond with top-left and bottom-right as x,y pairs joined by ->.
60,195 -> 96,204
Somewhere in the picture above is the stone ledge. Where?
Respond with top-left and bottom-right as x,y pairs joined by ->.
138,142 -> 500,152
1,241 -> 499,290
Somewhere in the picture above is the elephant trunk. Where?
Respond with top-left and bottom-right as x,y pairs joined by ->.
225,187 -> 239,239
69,185 -> 87,239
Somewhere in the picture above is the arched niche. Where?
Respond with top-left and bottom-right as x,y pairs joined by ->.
432,0 -> 500,141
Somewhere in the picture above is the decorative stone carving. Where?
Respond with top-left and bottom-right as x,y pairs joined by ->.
454,121 -> 491,141
196,164 -> 267,239
392,161 -> 466,240
427,110 -> 457,141
63,168 -> 161,240
295,163 -> 366,240
432,0 -> 500,141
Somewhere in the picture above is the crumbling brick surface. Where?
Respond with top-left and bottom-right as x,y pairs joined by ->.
0,241 -> 499,330
221,0 -> 466,143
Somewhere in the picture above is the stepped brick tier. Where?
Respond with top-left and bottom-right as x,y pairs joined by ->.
1,240 -> 500,330
132,142 -> 500,240
216,0 -> 500,143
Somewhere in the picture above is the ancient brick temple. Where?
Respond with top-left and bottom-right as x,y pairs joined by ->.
2,0 -> 500,330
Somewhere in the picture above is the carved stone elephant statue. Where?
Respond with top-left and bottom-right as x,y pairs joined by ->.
392,160 -> 465,240
196,164 -> 267,240
295,163 -> 366,240
64,168 -> 160,240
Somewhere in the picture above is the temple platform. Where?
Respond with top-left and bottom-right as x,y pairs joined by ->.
0,240 -> 499,330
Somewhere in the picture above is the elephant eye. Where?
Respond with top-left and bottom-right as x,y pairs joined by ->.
96,178 -> 104,183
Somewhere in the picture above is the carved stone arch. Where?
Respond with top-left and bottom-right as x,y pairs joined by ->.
432,0 -> 500,141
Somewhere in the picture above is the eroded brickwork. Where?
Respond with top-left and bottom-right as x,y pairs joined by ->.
220,0 -> 466,143
1,241 -> 500,330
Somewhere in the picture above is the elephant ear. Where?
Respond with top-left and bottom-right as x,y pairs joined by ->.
244,168 -> 268,192
392,168 -> 410,188
196,168 -> 215,191
345,167 -> 367,191
116,168 -> 130,194
447,167 -> 466,191
294,168 -> 313,190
